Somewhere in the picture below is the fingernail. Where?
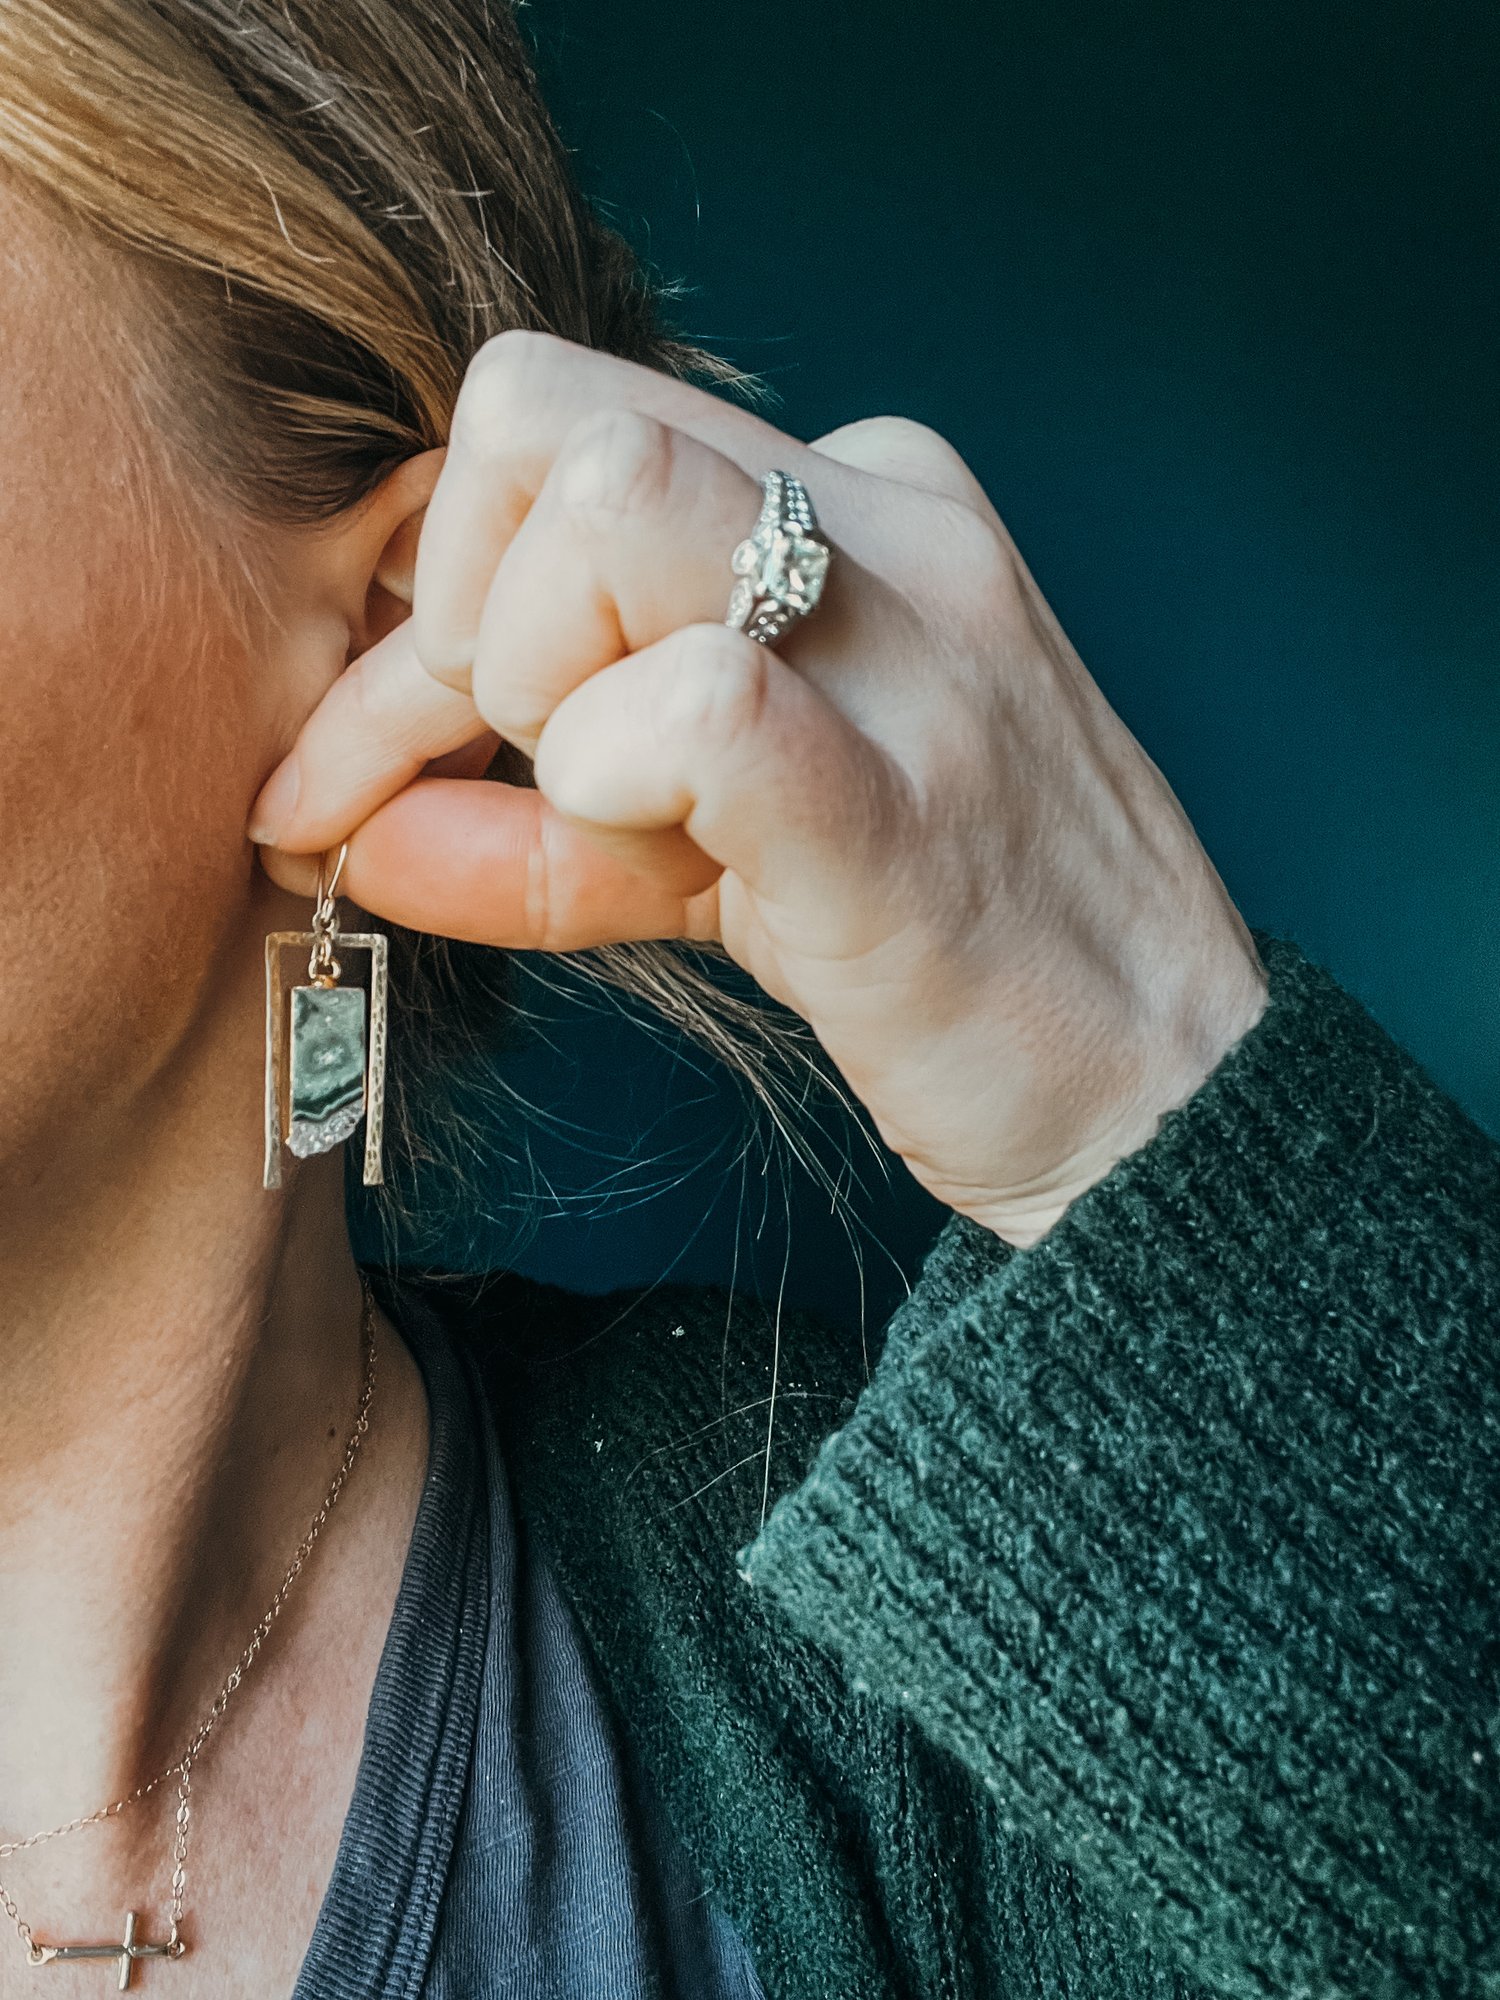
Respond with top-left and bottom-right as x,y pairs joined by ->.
248,757 -> 302,845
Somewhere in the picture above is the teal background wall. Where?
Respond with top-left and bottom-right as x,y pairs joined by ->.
357,0 -> 1498,1322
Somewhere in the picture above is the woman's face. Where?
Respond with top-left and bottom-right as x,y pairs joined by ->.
0,178 -> 332,1178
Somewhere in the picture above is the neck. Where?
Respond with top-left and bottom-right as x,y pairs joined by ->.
0,899 -> 406,1845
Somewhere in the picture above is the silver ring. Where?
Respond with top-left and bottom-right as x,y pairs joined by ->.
724,469 -> 832,647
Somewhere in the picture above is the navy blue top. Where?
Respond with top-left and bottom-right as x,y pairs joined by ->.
289,1278 -> 765,1999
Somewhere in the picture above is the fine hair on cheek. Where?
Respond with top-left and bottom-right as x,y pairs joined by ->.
0,211 -> 284,1177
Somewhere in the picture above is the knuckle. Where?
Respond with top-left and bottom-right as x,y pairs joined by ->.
343,675 -> 380,756
846,413 -> 952,459
346,649 -> 398,730
523,809 -> 561,953
933,498 -> 1021,614
345,643 -> 422,741
660,625 -> 773,748
453,327 -> 563,455
551,408 -> 675,522
816,414 -> 984,499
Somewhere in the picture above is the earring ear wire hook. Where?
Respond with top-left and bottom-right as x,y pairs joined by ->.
315,840 -> 350,912
309,842 -> 350,984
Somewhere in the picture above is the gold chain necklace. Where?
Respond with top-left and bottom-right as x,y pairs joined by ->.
0,1273 -> 378,1986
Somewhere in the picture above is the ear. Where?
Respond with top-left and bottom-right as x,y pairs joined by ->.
341,446 -> 448,658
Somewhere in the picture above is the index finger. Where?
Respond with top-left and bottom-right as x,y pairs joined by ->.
412,330 -> 815,690
247,616 -> 492,853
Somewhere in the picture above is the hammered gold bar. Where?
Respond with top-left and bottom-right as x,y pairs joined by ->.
263,931 -> 388,1189
360,930 -> 389,1188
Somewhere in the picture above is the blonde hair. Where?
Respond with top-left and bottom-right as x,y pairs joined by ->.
0,0 -> 861,1263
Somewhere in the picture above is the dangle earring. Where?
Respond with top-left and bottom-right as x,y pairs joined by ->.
263,842 -> 388,1189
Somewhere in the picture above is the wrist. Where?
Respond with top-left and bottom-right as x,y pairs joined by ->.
967,939 -> 1271,1251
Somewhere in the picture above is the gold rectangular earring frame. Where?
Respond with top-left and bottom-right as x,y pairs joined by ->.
263,931 -> 389,1190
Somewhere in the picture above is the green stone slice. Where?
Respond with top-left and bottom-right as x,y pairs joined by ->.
288,984 -> 366,1158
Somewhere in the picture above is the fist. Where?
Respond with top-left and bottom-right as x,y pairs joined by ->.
251,330 -> 1268,1247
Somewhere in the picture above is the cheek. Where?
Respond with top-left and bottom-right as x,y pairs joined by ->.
0,519 -> 275,1157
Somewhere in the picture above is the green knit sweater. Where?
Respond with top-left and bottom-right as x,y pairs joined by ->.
411,930 -> 1500,2000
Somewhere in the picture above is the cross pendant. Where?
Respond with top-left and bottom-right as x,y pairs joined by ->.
31,1911 -> 177,1990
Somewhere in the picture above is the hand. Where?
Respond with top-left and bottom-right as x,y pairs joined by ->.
250,330 -> 1268,1248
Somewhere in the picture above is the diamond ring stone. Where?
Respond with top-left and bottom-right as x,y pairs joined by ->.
724,469 -> 832,647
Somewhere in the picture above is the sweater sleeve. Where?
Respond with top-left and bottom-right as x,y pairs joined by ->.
736,928 -> 1500,2000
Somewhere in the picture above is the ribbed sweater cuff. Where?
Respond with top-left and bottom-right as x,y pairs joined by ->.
738,930 -> 1500,2000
